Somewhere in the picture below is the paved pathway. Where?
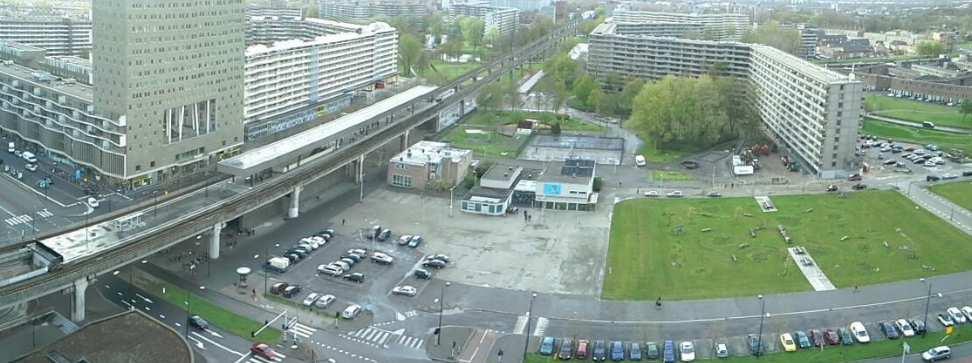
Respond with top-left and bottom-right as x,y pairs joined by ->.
865,113 -> 972,134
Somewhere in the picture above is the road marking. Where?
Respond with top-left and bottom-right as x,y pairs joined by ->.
288,322 -> 316,339
37,209 -> 53,218
532,317 -> 548,337
513,314 -> 528,335
191,331 -> 245,357
189,336 -> 206,350
0,202 -> 16,218
4,214 -> 32,226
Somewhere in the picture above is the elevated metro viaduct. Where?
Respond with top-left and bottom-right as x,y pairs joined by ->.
0,18 -> 578,324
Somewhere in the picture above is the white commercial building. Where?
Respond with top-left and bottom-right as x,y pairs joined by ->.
244,19 -> 398,140
589,19 -> 863,177
0,16 -> 91,57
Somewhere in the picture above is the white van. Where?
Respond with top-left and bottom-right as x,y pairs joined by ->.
341,304 -> 362,319
21,151 -> 36,163
635,155 -> 647,167
7,141 -> 13,153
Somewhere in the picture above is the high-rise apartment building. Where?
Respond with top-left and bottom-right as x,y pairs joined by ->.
611,10 -> 750,41
449,3 -> 519,37
589,19 -> 862,177
0,16 -> 91,57
92,0 -> 246,186
319,0 -> 431,21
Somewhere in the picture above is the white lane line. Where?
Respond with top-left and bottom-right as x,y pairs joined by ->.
188,336 -> 206,350
190,331 -> 245,357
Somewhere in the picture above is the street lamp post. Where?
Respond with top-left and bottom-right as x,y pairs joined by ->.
449,186 -> 456,217
922,278 -> 932,336
153,190 -> 160,217
756,294 -> 765,358
522,292 -> 538,362
436,281 -> 451,345
263,243 -> 280,295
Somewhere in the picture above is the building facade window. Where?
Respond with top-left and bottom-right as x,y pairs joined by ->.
391,174 -> 412,188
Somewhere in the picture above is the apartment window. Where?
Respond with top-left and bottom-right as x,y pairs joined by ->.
391,174 -> 412,188
150,161 -> 156,167
135,164 -> 141,171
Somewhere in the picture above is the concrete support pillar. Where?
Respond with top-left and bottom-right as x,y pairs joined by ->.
209,223 -> 222,259
358,154 -> 365,201
459,99 -> 465,116
71,277 -> 88,322
400,129 -> 410,151
288,185 -> 302,219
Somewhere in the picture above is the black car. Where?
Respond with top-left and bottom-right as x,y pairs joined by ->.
285,253 -> 301,263
414,268 -> 432,279
422,259 -> 447,269
558,338 -> 573,360
880,322 -> 900,339
927,175 -> 941,182
909,319 -> 927,335
282,285 -> 301,298
852,183 -> 867,190
189,315 -> 209,330
592,340 -> 607,361
963,170 -> 972,177
343,273 -> 365,283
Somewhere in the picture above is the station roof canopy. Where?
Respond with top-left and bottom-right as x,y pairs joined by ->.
218,85 -> 438,176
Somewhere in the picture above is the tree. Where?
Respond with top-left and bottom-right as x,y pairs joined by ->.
617,79 -> 645,116
589,87 -> 606,113
916,41 -> 946,57
571,75 -> 596,108
440,38 -> 464,60
398,34 -> 424,76
741,21 -> 803,56
960,99 -> 972,121
459,17 -> 486,51
551,122 -> 562,135
538,75 -> 568,112
542,54 -> 578,88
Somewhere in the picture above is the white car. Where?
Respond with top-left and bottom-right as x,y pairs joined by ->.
86,197 -> 100,209
961,306 -> 972,322
850,321 -> 870,343
25,163 -> 37,172
341,304 -> 362,319
302,293 -> 320,306
922,346 -> 951,361
924,160 -> 937,167
644,190 -> 659,198
317,264 -> 343,276
895,319 -> 915,337
635,154 -> 647,167
391,285 -> 417,296
313,294 -> 336,309
679,341 -> 695,362
370,252 -> 394,264
947,307 -> 967,324
667,191 -> 684,198
938,313 -> 955,327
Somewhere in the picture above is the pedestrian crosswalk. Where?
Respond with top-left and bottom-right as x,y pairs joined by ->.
245,351 -> 286,363
344,326 -> 425,350
37,209 -> 54,218
4,214 -> 32,226
287,322 -> 317,339
402,310 -> 418,318
532,317 -> 549,337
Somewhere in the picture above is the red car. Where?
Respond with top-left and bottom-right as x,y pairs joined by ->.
250,343 -> 275,360
824,329 -> 840,345
810,329 -> 825,347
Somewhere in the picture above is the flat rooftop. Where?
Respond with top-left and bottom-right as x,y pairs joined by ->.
16,310 -> 191,363
531,135 -> 625,151
220,85 -> 438,173
0,61 -> 91,101
392,140 -> 471,166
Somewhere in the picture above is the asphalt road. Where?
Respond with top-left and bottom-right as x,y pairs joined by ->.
866,113 -> 972,135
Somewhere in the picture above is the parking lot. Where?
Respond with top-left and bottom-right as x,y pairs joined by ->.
324,187 -> 612,296
857,134 -> 969,181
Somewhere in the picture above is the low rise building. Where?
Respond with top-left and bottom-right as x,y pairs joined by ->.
387,141 -> 472,190
0,16 -> 91,57
535,158 -> 597,211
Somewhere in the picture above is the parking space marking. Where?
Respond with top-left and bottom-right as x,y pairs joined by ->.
513,314 -> 528,335
37,209 -> 54,218
532,317 -> 548,337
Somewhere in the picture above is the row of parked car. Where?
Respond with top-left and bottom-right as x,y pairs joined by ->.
367,224 -> 426,248
317,247 -> 396,283
539,338 -> 706,362
266,229 -> 337,272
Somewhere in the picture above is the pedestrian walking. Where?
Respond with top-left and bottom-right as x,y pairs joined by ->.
342,218 -> 346,226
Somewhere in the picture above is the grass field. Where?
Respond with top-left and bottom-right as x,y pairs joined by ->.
862,118 -> 972,156
865,95 -> 971,129
524,330 -> 972,362
138,279 -> 282,344
441,111 -> 604,160
421,60 -> 481,85
603,191 -> 972,301
930,181 -> 972,212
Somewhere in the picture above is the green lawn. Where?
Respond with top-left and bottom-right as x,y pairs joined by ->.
421,60 -> 481,85
635,136 -> 690,164
930,181 -> 972,212
865,95 -> 971,129
604,191 -> 972,300
137,279 -> 282,344
862,118 -> 972,156
441,111 -> 604,160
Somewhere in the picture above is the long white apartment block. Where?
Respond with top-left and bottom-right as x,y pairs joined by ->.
0,16 -> 91,57
244,20 -> 398,133
449,3 -> 520,37
589,21 -> 862,177
612,10 -> 750,41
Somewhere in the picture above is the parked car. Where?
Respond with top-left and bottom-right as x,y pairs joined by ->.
922,346 -> 951,361
910,319 -> 927,335
370,252 -> 394,264
679,341 -> 695,362
414,268 -> 432,279
318,264 -> 343,276
341,304 -> 362,319
282,285 -> 301,298
707,191 -> 722,198
714,342 -> 729,358
302,292 -> 321,306
663,340 -> 676,363
398,235 -> 413,246
780,333 -> 796,352
667,191 -> 684,198
635,155 -> 647,167
848,173 -> 862,181
838,328 -> 854,345
391,285 -> 417,296
188,315 -> 208,330
610,341 -> 624,361
539,336 -> 556,355
576,339 -> 590,359
331,260 -> 351,271
558,338 -> 574,360
896,319 -> 916,337
593,340 -> 607,361
794,331 -> 811,349
852,183 -> 867,190
377,229 -> 391,241
644,341 -> 659,360
850,321 -> 870,343
425,254 -> 451,263
747,334 -> 762,356
826,184 -> 839,192
947,307 -> 967,324
881,321 -> 900,339
809,329 -> 824,347
250,343 -> 276,360
422,259 -> 447,269
823,329 -> 840,345
314,294 -> 336,309
927,175 -> 942,182
408,235 -> 424,248
938,313 -> 955,327
270,282 -> 289,295
629,342 -> 642,361
644,190 -> 659,198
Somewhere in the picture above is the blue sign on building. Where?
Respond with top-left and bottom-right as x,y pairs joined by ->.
543,183 -> 562,196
